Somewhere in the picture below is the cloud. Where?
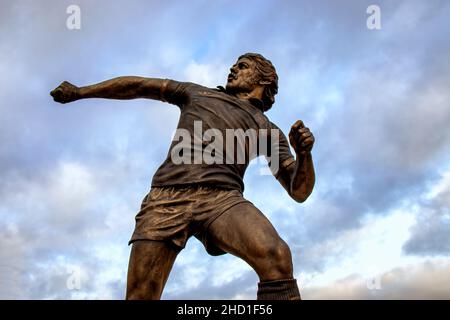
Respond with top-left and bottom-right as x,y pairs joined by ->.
1,0 -> 450,300
0,158 -> 137,299
403,171 -> 450,256
163,241 -> 258,299
303,259 -> 450,299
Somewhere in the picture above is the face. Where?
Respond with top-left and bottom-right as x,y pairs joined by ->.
226,57 -> 261,93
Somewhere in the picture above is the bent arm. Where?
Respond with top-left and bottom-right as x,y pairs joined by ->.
276,152 -> 315,203
273,120 -> 316,203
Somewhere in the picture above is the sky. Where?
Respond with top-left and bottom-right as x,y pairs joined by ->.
0,0 -> 449,299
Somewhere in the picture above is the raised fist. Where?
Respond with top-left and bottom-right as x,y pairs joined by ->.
50,81 -> 80,104
289,120 -> 315,155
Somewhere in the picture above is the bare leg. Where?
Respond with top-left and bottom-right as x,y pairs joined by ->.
207,202 -> 300,300
126,240 -> 180,300
208,202 -> 293,281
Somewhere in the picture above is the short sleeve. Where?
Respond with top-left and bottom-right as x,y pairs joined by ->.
266,122 -> 295,177
160,79 -> 194,108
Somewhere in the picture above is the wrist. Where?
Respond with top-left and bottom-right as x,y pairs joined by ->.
295,150 -> 311,159
76,86 -> 86,99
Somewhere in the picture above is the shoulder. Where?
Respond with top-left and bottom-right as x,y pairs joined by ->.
267,120 -> 281,131
162,80 -> 211,103
165,80 -> 206,92
267,121 -> 291,142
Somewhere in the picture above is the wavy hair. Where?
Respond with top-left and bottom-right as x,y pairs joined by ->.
238,53 -> 278,111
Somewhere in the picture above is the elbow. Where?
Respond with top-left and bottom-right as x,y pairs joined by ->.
290,179 -> 315,203
291,191 -> 311,203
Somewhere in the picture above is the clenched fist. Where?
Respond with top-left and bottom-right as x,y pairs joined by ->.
50,81 -> 80,104
289,120 -> 315,155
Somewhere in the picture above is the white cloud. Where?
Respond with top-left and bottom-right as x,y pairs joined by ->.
183,61 -> 227,87
1,0 -> 450,300
303,259 -> 450,299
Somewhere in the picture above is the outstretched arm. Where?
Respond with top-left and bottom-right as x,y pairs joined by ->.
50,77 -> 168,104
276,120 -> 316,203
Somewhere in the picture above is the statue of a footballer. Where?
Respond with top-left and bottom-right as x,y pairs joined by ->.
51,53 -> 315,300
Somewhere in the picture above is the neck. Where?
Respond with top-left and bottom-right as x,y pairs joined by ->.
233,86 -> 264,102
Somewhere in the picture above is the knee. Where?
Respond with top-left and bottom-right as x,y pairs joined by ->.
270,240 -> 293,275
255,239 -> 293,280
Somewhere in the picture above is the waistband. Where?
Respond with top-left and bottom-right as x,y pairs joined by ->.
151,183 -> 240,193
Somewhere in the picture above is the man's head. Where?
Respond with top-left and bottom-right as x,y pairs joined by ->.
226,53 -> 278,111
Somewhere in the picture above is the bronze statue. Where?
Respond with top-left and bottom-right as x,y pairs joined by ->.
51,53 -> 315,300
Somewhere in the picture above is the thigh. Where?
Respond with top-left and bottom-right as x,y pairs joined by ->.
126,240 -> 180,300
130,187 -> 192,250
207,202 -> 289,274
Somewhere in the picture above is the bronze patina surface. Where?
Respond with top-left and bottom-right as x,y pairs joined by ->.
51,53 -> 315,300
